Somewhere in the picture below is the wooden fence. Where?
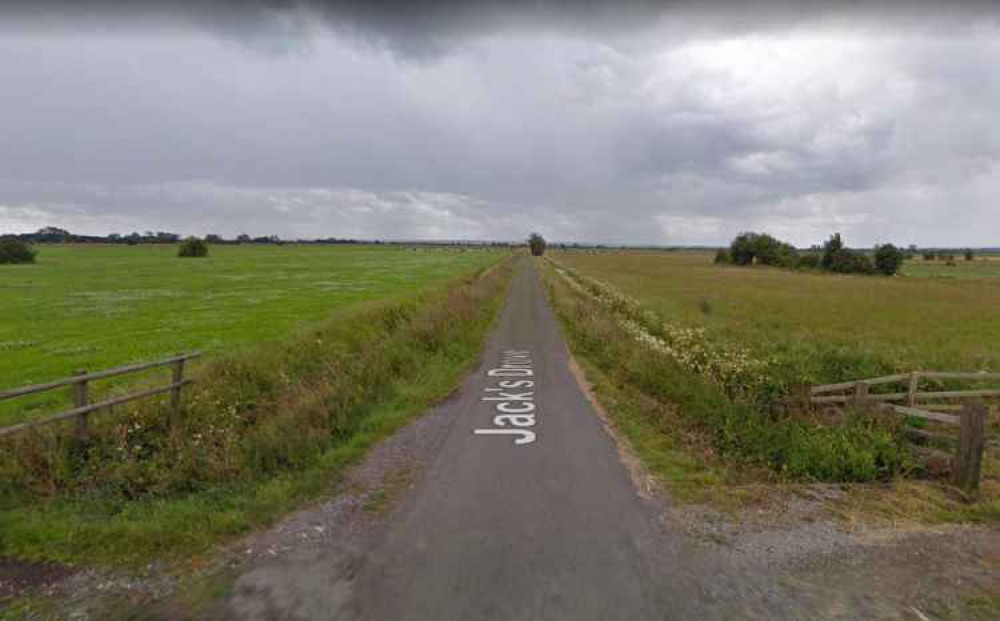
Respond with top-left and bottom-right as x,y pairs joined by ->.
0,352 -> 201,440
810,371 -> 997,495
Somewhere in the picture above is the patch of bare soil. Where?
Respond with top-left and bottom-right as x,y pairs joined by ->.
0,560 -> 76,603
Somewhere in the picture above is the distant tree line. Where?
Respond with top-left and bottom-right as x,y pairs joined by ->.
8,227 -> 360,246
919,249 -> 976,264
714,232 -> 906,276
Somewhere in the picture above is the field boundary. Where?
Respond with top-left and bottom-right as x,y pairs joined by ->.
0,352 -> 200,440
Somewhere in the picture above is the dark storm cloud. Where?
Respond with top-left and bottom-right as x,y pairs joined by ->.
6,1 -> 999,40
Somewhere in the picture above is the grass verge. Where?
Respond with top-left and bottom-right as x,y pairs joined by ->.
539,257 -> 999,522
0,259 -> 512,565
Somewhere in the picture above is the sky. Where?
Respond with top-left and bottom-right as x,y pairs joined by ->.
1,1 -> 999,246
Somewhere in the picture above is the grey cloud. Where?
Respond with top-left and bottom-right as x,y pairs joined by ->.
2,5 -> 1000,246
5,2 -> 1000,57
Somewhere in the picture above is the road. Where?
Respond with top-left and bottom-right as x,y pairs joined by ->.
336,257 -> 702,620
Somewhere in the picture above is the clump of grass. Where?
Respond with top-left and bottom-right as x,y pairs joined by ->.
0,260 -> 511,564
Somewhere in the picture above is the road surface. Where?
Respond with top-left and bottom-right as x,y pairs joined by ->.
331,257 -> 703,620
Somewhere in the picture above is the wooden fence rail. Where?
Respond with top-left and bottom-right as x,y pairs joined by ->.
809,370 -> 995,496
0,352 -> 201,440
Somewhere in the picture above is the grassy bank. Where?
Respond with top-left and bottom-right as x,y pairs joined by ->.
541,257 -> 998,522
0,244 -> 501,426
0,259 -> 512,565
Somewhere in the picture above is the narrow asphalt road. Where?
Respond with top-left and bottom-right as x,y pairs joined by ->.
339,257 -> 698,620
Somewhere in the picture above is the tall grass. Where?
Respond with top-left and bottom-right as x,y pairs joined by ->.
0,260 -> 511,564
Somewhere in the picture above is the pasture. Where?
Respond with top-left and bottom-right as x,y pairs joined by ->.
0,244 -> 501,426
553,250 -> 1000,386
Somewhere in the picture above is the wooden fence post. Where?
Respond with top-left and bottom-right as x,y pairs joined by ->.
169,357 -> 185,429
73,370 -> 88,442
853,381 -> 871,412
907,372 -> 920,407
952,403 -> 987,496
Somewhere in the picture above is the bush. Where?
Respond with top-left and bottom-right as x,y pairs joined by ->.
964,249 -> 975,262
0,236 -> 37,264
528,233 -> 546,257
713,249 -> 732,264
178,237 -> 209,258
797,254 -> 821,270
821,233 -> 845,270
729,232 -> 797,267
874,243 -> 905,276
828,248 -> 874,275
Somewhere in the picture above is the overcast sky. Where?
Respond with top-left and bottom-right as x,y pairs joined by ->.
2,1 -> 999,245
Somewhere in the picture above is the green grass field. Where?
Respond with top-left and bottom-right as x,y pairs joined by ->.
0,244 -> 502,426
554,251 -> 1000,381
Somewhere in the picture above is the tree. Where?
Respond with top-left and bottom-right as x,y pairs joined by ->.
528,233 -> 546,256
874,243 -> 905,276
205,234 -> 223,244
728,232 -> 797,267
236,234 -> 251,244
828,249 -> 874,275
177,237 -> 209,258
821,233 -> 844,270
0,237 -> 37,264
964,249 -> 975,262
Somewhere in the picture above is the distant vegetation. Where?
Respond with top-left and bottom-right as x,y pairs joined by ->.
177,236 -> 209,258
529,232 -> 547,256
873,243 -> 905,276
6,226 -> 517,248
715,231 -> 904,276
0,236 -> 36,264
